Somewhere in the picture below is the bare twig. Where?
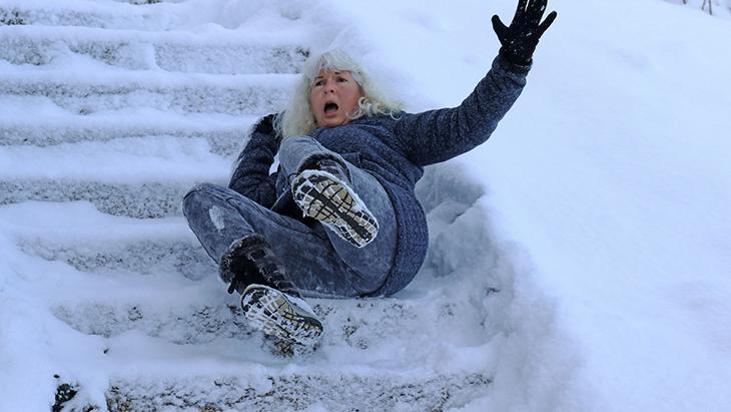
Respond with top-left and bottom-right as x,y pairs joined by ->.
701,0 -> 714,15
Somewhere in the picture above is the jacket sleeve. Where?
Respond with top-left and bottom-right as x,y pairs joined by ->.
228,127 -> 280,208
393,54 -> 530,166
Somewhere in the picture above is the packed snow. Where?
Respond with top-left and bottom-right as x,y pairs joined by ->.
1,0 -> 730,411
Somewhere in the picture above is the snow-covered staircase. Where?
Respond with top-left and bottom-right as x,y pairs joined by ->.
0,1 -> 510,410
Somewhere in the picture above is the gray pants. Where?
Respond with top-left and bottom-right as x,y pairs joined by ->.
182,135 -> 397,298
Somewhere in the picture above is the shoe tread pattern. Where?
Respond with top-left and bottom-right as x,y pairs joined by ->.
292,170 -> 378,248
241,285 -> 323,347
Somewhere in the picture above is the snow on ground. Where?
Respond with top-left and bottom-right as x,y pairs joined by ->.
1,0 -> 730,410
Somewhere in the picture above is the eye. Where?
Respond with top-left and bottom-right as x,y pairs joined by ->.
313,79 -> 325,87
337,77 -> 348,83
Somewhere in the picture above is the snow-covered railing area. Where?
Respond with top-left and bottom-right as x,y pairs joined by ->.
665,0 -> 731,16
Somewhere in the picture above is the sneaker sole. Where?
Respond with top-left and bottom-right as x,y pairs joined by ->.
241,284 -> 323,347
292,170 -> 379,248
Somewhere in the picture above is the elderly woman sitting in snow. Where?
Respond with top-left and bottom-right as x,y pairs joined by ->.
183,0 -> 557,348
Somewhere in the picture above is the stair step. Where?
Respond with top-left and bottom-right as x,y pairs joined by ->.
0,136 -> 230,178
25,251 -> 428,349
0,137 -> 229,217
22,231 -> 214,280
49,275 -> 443,351
1,0 -> 190,31
13,210 -> 214,279
0,25 -> 308,74
105,371 -> 490,411
6,199 -> 207,280
0,69 -> 296,115
24,261 -> 249,345
35,252 -> 491,357
0,98 -> 254,156
49,327 -> 490,411
0,179 -> 201,218
52,291 -> 255,346
0,0 -> 313,33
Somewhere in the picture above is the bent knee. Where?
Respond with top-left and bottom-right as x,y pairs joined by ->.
183,182 -> 219,199
182,182 -> 223,211
279,135 -> 312,153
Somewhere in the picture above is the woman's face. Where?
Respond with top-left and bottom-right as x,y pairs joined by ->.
309,69 -> 363,128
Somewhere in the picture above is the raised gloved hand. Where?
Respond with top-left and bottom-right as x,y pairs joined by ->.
492,0 -> 557,66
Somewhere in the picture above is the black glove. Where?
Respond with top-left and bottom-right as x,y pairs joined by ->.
253,113 -> 282,144
492,0 -> 557,66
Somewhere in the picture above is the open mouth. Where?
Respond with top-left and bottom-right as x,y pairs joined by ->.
324,102 -> 339,115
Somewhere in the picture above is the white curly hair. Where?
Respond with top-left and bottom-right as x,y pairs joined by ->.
275,49 -> 403,138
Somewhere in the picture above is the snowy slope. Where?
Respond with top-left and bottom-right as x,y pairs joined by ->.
1,0 -> 730,411
472,1 -> 731,410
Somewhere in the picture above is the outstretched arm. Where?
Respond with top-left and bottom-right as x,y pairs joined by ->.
394,0 -> 556,167
228,114 -> 281,208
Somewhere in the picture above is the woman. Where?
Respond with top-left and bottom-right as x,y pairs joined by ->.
183,0 -> 557,348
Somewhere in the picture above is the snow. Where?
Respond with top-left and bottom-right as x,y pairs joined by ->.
1,0 -> 730,410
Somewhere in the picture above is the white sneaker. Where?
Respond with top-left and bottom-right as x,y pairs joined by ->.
241,284 -> 323,347
291,169 -> 379,248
